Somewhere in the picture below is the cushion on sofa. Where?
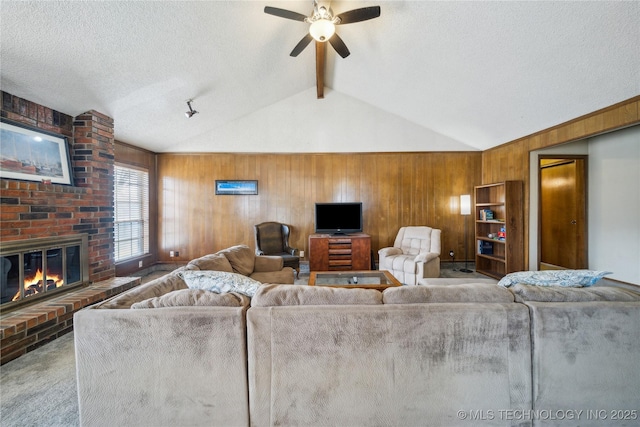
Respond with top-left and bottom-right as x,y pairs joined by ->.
247,302 -> 532,426
418,278 -> 498,286
249,269 -> 295,285
253,255 -> 284,272
218,245 -> 255,276
509,283 -> 640,302
497,270 -> 612,288
187,253 -> 234,272
383,283 -> 514,304
95,268 -> 189,309
179,270 -> 261,296
130,289 -> 250,308
251,284 -> 383,307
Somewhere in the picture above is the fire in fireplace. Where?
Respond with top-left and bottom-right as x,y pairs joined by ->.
1,234 -> 88,308
13,249 -> 64,300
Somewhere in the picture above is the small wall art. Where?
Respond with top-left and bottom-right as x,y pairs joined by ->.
215,180 -> 258,195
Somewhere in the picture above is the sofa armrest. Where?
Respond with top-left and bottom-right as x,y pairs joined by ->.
253,255 -> 284,272
378,247 -> 402,257
93,269 -> 188,309
526,301 -> 640,413
414,252 -> 439,264
284,246 -> 297,256
378,247 -> 403,273
75,306 -> 249,426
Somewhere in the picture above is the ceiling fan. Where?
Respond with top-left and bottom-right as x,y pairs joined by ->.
265,1 -> 381,98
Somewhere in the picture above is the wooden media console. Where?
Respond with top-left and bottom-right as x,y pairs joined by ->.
308,233 -> 371,271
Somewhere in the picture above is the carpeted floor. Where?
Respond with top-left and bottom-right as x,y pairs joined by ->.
0,262 -> 484,426
433,261 -> 485,279
0,332 -> 78,427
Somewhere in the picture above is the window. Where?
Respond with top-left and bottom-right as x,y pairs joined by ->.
114,164 -> 149,262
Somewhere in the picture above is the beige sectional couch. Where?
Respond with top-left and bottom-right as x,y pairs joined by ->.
74,257 -> 640,427
248,284 -> 532,426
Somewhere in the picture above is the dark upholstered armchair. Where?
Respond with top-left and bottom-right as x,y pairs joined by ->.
254,222 -> 300,278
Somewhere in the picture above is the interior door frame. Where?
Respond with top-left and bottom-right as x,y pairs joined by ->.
537,155 -> 588,270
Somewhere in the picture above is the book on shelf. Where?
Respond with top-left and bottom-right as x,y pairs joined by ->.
478,240 -> 494,255
480,209 -> 494,221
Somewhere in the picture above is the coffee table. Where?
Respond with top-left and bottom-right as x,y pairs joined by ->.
308,270 -> 402,291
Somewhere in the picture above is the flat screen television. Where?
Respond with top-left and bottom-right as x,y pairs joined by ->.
314,202 -> 363,235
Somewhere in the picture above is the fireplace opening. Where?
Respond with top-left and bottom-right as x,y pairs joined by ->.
1,234 -> 88,309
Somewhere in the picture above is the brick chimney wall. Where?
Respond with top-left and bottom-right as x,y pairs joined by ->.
0,91 -> 115,282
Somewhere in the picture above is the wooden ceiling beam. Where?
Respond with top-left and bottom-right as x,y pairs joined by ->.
315,41 -> 325,99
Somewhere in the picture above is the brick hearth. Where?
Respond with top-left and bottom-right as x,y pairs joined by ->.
0,277 -> 139,365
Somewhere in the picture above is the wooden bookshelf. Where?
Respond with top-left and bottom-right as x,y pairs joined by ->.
474,181 -> 523,279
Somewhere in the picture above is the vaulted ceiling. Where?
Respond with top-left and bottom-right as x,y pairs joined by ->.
2,1 -> 638,153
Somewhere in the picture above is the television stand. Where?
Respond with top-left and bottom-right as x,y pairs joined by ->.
308,233 -> 371,271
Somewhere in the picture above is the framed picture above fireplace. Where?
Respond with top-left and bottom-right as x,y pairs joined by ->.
0,119 -> 74,185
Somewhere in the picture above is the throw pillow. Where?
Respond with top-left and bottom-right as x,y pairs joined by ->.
218,245 -> 255,276
131,289 -> 249,308
179,270 -> 261,296
497,270 -> 612,288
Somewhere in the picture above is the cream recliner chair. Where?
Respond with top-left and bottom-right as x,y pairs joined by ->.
378,226 -> 441,285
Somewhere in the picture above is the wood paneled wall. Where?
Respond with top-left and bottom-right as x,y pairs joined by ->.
156,152 -> 482,263
481,96 -> 640,270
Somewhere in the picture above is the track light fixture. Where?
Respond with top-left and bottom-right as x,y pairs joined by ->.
185,99 -> 198,118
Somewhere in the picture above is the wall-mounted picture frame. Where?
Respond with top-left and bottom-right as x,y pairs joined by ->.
0,119 -> 74,185
215,180 -> 258,195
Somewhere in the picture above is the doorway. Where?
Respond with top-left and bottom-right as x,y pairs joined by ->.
538,156 -> 587,270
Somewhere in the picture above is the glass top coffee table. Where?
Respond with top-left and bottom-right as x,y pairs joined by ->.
308,270 -> 402,291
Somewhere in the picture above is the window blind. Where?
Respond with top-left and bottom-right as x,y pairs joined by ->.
114,164 -> 149,262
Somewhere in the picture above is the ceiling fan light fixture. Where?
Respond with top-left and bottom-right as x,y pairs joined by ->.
309,19 -> 335,42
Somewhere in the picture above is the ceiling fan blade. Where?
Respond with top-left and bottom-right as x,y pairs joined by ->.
290,33 -> 314,57
328,33 -> 350,58
264,6 -> 308,22
335,6 -> 381,24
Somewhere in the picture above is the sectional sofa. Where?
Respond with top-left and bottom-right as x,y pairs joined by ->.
74,250 -> 640,427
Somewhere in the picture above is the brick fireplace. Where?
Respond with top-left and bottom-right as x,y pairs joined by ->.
1,91 -> 115,282
0,92 -> 136,364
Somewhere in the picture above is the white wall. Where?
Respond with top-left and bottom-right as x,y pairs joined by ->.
587,126 -> 640,284
172,89 -> 478,153
529,125 -> 640,284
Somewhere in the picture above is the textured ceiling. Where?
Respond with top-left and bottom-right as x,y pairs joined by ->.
1,1 -> 639,153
